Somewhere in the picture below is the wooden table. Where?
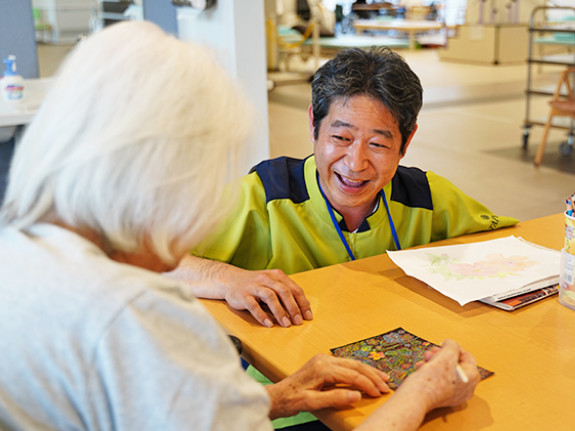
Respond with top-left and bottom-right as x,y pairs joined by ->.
201,213 -> 575,430
354,19 -> 446,50
352,2 -> 396,12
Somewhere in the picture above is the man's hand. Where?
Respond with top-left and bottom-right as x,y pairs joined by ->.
220,267 -> 313,328
165,255 -> 313,328
265,354 -> 390,420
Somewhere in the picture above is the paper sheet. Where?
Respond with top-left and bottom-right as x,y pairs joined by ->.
387,236 -> 560,305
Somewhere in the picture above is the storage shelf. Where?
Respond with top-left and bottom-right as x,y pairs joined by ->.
523,5 -> 575,150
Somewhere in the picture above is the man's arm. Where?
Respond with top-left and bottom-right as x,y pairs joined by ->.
165,254 -> 313,328
427,172 -> 518,243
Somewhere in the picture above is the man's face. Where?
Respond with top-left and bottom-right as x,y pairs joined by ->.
310,94 -> 416,221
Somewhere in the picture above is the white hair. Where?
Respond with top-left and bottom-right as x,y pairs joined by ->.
0,21 -> 254,265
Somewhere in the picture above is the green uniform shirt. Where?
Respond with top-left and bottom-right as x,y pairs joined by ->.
194,156 -> 518,274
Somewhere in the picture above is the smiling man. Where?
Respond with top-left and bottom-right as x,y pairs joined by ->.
311,95 -> 414,233
171,47 -> 517,332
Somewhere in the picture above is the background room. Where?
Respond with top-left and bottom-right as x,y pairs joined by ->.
1,0 -> 575,220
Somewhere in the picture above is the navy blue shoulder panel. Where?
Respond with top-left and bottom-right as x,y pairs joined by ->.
250,156 -> 310,204
390,166 -> 433,210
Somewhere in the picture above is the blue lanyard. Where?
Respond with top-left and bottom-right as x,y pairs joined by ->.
318,182 -> 401,261
380,190 -> 402,252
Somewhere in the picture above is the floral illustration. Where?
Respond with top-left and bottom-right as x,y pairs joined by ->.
427,253 -> 537,281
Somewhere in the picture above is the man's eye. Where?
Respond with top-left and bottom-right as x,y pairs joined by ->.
333,135 -> 349,142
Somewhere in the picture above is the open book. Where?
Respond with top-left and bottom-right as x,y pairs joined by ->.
387,236 -> 560,306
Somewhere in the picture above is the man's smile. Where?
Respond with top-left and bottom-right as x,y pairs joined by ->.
335,172 -> 369,189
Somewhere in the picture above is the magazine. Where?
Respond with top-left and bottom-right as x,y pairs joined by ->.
479,284 -> 559,311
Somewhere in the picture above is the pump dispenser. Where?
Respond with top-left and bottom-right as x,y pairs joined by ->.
1,55 -> 24,102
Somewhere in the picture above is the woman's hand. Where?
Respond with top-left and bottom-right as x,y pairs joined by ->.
266,354 -> 390,419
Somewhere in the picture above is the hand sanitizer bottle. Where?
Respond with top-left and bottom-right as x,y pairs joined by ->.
1,55 -> 25,103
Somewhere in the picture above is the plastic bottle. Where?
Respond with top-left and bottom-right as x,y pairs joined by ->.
1,55 -> 25,103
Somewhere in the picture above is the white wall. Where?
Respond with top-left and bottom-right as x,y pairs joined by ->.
177,1 -> 269,175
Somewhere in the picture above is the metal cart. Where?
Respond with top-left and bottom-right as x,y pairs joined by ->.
523,5 -> 575,154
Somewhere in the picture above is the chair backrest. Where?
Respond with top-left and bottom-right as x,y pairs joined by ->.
551,67 -> 575,103
0,0 -> 39,79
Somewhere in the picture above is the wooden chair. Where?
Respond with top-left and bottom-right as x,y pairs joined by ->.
535,67 -> 575,166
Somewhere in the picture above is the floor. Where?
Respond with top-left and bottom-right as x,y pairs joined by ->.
269,48 -> 575,222
5,43 -> 575,222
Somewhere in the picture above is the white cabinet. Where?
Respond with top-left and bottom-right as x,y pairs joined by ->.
439,24 -> 529,65
33,0 -> 98,44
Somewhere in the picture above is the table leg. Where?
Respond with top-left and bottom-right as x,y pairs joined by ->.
408,30 -> 416,50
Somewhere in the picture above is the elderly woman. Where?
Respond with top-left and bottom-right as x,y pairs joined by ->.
0,21 -> 478,431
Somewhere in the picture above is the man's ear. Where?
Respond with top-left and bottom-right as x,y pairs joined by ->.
401,124 -> 418,158
308,104 -> 316,142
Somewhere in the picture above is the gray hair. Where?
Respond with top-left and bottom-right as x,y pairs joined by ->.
311,47 -> 422,153
0,21 -> 253,266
